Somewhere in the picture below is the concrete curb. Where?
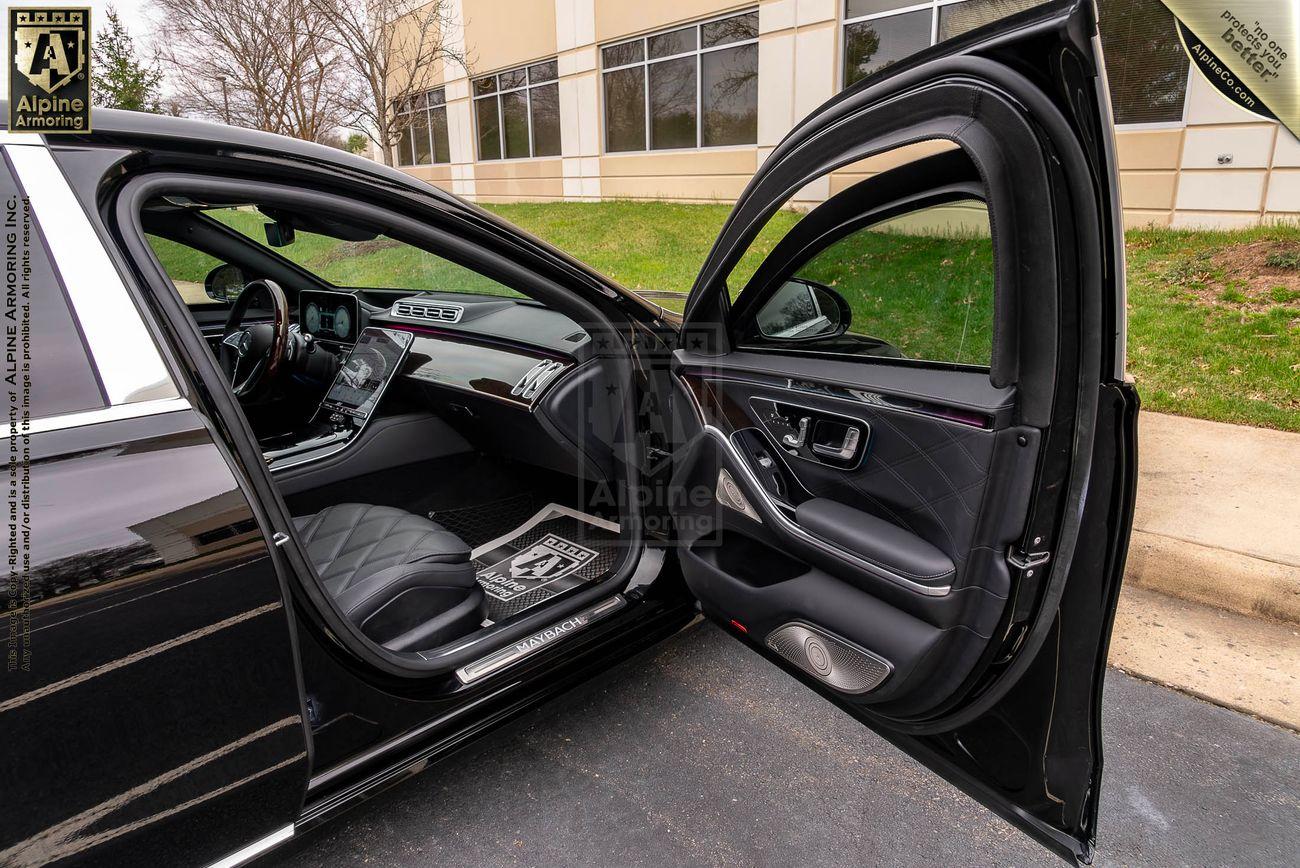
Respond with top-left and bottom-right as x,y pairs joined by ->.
1124,530 -> 1300,624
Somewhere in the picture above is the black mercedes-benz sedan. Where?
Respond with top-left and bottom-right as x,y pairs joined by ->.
1,3 -> 1137,865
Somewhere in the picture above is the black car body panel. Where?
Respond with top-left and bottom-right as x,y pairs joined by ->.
0,410 -> 310,865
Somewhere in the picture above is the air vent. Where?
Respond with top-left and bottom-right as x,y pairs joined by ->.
510,359 -> 565,401
391,298 -> 464,324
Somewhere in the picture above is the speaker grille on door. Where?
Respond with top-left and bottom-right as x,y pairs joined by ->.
765,622 -> 891,694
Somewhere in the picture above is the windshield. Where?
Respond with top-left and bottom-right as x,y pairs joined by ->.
202,206 -> 525,298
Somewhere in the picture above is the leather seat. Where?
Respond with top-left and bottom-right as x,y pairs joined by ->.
293,503 -> 485,651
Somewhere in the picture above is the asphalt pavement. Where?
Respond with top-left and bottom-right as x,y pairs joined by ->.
271,621 -> 1300,867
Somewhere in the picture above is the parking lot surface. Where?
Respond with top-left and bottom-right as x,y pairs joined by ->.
271,621 -> 1300,867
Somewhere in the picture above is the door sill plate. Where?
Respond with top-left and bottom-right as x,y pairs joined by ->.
455,595 -> 627,684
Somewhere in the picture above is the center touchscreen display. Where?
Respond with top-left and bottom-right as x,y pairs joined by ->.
320,327 -> 413,420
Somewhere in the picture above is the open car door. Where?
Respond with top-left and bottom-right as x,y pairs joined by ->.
667,1 -> 1137,862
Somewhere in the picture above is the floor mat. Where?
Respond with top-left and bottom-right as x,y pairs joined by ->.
471,504 -> 622,622
430,492 -> 539,550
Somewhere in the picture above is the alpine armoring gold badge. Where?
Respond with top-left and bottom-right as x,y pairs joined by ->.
8,7 -> 91,133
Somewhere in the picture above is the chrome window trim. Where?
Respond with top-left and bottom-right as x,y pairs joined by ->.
0,396 -> 192,439
2,141 -> 178,407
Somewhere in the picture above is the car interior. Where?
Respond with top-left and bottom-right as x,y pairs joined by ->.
136,136 -> 1062,729
140,193 -> 635,656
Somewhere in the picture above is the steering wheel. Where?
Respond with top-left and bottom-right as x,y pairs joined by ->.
220,279 -> 291,399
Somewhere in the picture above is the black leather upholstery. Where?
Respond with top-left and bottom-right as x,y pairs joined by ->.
795,497 -> 956,588
294,503 -> 485,651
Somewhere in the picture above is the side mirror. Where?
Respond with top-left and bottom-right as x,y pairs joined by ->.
204,263 -> 246,303
754,278 -> 852,341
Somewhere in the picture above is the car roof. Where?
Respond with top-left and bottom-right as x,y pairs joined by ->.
0,101 -> 461,205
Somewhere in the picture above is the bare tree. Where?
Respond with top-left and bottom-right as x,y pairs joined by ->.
151,0 -> 348,142
308,0 -> 468,166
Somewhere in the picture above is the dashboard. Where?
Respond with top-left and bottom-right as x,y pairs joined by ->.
269,289 -> 607,482
278,289 -> 595,415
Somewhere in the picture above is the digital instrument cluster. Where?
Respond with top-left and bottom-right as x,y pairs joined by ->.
300,290 -> 360,343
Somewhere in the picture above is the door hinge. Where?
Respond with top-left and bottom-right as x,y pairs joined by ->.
1007,549 -> 1050,571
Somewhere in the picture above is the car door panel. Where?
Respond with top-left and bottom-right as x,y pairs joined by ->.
1,410 -> 310,867
669,3 -> 1134,862
672,367 -> 1026,714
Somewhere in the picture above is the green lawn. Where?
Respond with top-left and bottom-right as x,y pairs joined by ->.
151,201 -> 1300,432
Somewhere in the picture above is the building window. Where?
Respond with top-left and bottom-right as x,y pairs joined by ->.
600,9 -> 759,153
1096,0 -> 1189,124
473,59 -> 561,161
841,0 -> 1188,125
395,86 -> 451,167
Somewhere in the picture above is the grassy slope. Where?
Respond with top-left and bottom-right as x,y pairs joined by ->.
1123,225 -> 1300,431
150,201 -> 1300,431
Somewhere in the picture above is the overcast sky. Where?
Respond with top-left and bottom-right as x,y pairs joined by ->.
2,0 -> 157,94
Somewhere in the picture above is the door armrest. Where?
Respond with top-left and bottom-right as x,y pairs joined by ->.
795,498 -> 955,586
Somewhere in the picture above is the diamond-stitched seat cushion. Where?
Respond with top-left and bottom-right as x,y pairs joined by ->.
294,503 -> 473,596
292,504 -> 484,651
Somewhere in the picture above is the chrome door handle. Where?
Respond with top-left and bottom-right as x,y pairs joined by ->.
811,426 -> 861,461
782,416 -> 810,449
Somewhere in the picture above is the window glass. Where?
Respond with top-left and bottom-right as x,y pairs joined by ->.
411,115 -> 432,164
783,202 -> 993,365
843,11 -> 931,87
701,43 -> 758,146
604,66 -> 646,152
649,26 -> 697,59
396,124 -> 414,166
1097,0 -> 1188,123
394,87 -> 449,166
0,165 -> 108,417
649,57 -> 697,149
194,207 -> 525,298
601,10 -> 758,154
499,68 -> 527,90
840,1 -> 1187,125
845,0 -> 911,17
476,60 -> 562,159
602,40 -> 643,67
475,97 -> 502,160
937,0 -> 1045,40
473,76 -> 496,96
501,90 -> 531,158
725,142 -> 994,368
530,82 -> 562,157
528,59 -> 558,83
701,11 -> 758,48
431,103 -> 451,163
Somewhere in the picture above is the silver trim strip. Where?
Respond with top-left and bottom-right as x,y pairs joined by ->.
455,595 -> 627,684
204,824 -> 293,868
4,143 -> 177,405
0,396 -> 191,439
